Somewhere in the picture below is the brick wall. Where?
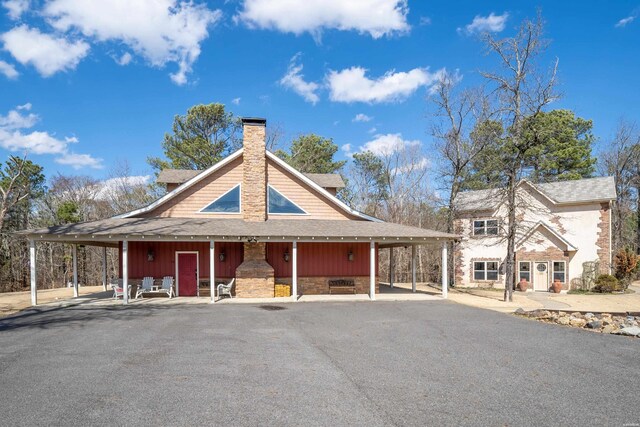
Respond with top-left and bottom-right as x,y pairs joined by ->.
293,276 -> 379,295
516,247 -> 570,290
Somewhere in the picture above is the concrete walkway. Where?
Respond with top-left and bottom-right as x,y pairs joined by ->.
3,281 -> 637,316
446,283 -> 640,314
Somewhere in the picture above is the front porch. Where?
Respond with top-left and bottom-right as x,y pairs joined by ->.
20,216 -> 457,307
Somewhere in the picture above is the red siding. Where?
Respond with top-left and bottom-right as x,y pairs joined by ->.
118,241 -> 377,281
267,242 -> 292,277
118,241 -> 243,280
267,242 -> 376,278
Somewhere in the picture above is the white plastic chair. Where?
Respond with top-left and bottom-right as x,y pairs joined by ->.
217,278 -> 235,299
135,276 -> 155,299
111,280 -> 131,299
158,276 -> 175,299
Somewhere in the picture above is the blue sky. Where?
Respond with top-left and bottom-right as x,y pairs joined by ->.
0,0 -> 638,185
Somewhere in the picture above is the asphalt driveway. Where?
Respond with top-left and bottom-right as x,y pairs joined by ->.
0,300 -> 638,426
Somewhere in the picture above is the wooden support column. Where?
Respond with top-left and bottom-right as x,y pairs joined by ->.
292,241 -> 298,301
29,239 -> 37,306
122,240 -> 129,305
442,242 -> 448,299
73,244 -> 79,298
389,247 -> 394,288
210,240 -> 215,303
369,241 -> 376,300
102,247 -> 107,292
411,245 -> 417,293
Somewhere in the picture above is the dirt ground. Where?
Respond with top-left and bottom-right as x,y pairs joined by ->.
0,286 -> 106,317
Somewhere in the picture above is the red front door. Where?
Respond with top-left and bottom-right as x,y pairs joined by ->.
177,253 -> 198,296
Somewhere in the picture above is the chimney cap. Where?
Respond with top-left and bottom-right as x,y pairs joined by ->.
242,117 -> 267,126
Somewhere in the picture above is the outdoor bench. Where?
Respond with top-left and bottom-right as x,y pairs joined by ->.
328,279 -> 356,294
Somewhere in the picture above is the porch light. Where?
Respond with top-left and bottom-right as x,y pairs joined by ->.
348,250 -> 354,262
219,251 -> 226,262
283,250 -> 290,263
147,248 -> 155,262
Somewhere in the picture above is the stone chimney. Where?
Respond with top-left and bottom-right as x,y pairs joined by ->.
241,117 -> 267,222
235,117 -> 274,297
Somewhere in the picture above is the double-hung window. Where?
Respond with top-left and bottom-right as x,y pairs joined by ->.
519,261 -> 531,282
473,219 -> 499,236
473,261 -> 499,281
553,261 -> 566,283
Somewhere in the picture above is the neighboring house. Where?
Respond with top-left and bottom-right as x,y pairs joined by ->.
453,177 -> 616,291
20,118 -> 456,305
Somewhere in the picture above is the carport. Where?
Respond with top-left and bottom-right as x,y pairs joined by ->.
19,217 -> 458,305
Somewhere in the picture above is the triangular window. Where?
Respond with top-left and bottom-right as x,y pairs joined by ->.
200,185 -> 240,213
268,186 -> 306,214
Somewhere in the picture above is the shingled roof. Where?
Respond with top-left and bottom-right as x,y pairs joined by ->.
156,169 -> 199,184
455,176 -> 616,212
157,168 -> 345,189
19,217 -> 458,243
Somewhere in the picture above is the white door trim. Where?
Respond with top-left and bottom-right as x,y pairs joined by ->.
175,251 -> 199,296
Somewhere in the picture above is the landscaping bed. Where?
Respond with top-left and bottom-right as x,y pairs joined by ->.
515,308 -> 640,337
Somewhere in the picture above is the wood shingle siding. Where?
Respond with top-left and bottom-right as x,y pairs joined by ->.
266,160 -> 357,220
139,156 -> 243,218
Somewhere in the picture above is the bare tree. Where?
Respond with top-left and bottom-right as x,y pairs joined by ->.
480,12 -> 559,301
0,155 -> 31,232
430,72 -> 493,284
599,120 -> 640,251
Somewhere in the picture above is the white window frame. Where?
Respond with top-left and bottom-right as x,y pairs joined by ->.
472,218 -> 499,236
473,260 -> 500,282
267,184 -> 308,215
197,184 -> 242,214
552,261 -> 566,283
518,261 -> 532,282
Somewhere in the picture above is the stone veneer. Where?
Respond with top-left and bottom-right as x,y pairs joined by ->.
242,119 -> 267,222
596,202 -> 611,274
234,118 -> 275,297
235,242 -> 275,298
275,276 -> 379,295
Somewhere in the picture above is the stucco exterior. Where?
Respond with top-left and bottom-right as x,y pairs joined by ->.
454,181 -> 613,291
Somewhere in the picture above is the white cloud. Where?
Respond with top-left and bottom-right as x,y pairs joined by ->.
279,54 -> 320,104
55,152 -> 103,169
368,127 -> 377,134
0,60 -> 18,79
419,16 -> 432,26
115,52 -> 132,66
232,97 -> 241,105
94,175 -> 151,199
0,106 -> 38,129
460,12 -> 509,35
341,143 -> 352,153
352,113 -> 372,122
615,16 -> 635,27
2,0 -> 29,19
236,0 -> 410,39
1,25 -> 89,77
361,133 -> 420,156
0,104 -> 102,168
327,66 -> 445,103
43,0 -> 222,85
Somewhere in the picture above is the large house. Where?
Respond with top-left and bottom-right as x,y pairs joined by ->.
20,118 -> 456,305
453,177 -> 616,291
